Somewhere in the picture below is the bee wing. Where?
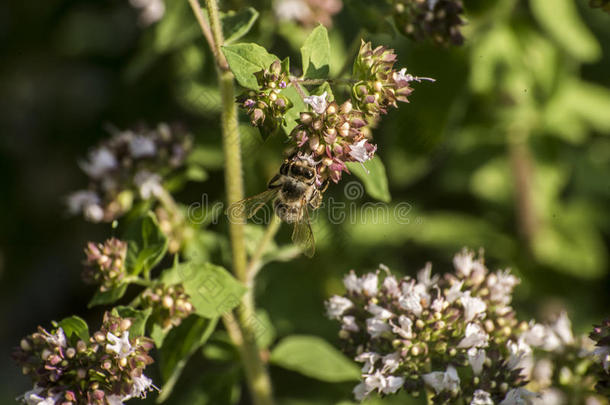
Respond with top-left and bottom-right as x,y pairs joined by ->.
227,188 -> 279,219
291,203 -> 315,258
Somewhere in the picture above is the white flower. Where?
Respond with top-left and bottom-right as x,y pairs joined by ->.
551,312 -> 574,346
445,280 -> 463,303
129,135 -> 157,158
275,0 -> 312,21
499,388 -> 537,405
460,292 -> 486,322
391,315 -> 413,339
383,275 -> 401,297
431,297 -> 445,313
348,139 -> 374,163
383,375 -> 405,394
326,296 -> 353,319
361,273 -> 379,296
66,190 -> 104,222
130,374 -> 154,398
106,331 -> 134,359
532,358 -> 554,386
506,339 -> 533,375
468,348 -> 486,375
79,147 -> 117,178
343,271 -> 361,294
458,323 -> 489,349
353,382 -> 368,401
367,303 -> 393,320
341,315 -> 359,332
521,322 -> 547,348
422,365 -> 460,394
393,68 -> 412,84
487,269 -> 519,305
417,262 -> 439,288
303,91 -> 328,114
44,327 -> 67,348
471,390 -> 494,405
134,170 -> 163,199
593,346 -> 610,372
398,281 -> 424,316
366,318 -> 390,338
355,352 -> 380,373
106,395 -> 125,405
453,249 -> 475,277
381,352 -> 401,373
19,386 -> 50,405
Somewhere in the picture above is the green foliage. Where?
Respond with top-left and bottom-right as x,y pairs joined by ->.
221,7 -> 259,45
112,306 -> 152,337
346,156 -> 391,203
57,316 -> 89,342
88,284 -> 128,308
270,335 -> 361,382
301,25 -> 331,79
157,315 -> 218,402
124,212 -> 168,278
221,43 -> 278,89
160,261 -> 247,318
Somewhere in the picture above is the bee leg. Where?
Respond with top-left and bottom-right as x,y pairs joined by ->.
268,174 -> 282,189
319,179 -> 330,194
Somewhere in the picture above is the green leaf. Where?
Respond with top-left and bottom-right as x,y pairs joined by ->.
222,7 -> 259,45
88,284 -> 128,308
300,25 -> 330,79
112,306 -> 152,338
58,316 -> 89,342
157,315 -> 218,402
221,43 -> 278,89
160,262 -> 247,318
124,212 -> 168,277
281,86 -> 308,136
346,156 -> 391,203
529,0 -> 601,62
270,335 -> 360,382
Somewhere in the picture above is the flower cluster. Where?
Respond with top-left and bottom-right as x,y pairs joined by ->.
590,317 -> 610,398
141,283 -> 194,330
66,123 -> 191,223
274,0 -> 342,27
82,238 -> 128,292
589,0 -> 610,13
523,313 -> 604,404
352,41 -> 423,118
237,60 -> 293,137
326,249 -> 539,404
13,312 -> 155,405
392,0 -> 465,46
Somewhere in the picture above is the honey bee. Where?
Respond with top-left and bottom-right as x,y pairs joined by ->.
229,155 -> 328,257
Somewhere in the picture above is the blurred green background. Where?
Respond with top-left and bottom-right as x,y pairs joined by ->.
1,0 -> 610,404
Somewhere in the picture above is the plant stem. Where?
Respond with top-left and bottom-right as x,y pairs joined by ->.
296,78 -> 357,86
246,216 -> 282,287
189,1 -> 274,404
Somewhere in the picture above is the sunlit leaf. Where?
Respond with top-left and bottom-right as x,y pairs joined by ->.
221,43 -> 278,89
301,25 -> 330,79
346,156 -> 391,203
58,316 -> 89,342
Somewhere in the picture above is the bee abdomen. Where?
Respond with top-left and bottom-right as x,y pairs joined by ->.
274,200 -> 301,224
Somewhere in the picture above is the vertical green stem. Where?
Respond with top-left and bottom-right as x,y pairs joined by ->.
189,1 -> 274,404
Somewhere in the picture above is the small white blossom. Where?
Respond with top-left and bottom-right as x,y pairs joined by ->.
358,371 -> 405,398
355,352 -> 380,373
66,191 -> 104,222
471,389 -> 494,405
532,358 -> 554,386
341,315 -> 359,332
460,292 -> 486,322
367,318 -> 390,338
458,323 -> 489,349
79,147 -> 117,178
521,322 -> 547,347
129,0 -> 166,26
106,395 -> 125,405
551,312 -> 574,346
453,249 -> 475,277
487,269 -> 519,305
593,346 -> 610,372
383,375 -> 405,394
499,388 -> 537,405
129,135 -> 157,158
431,297 -> 445,313
422,365 -> 460,394
343,271 -> 361,294
381,352 -> 401,373
367,303 -> 393,320
468,348 -> 486,375
106,331 -> 133,359
506,339 -> 533,375
417,262 -> 439,288
383,275 -> 401,297
44,327 -> 67,348
303,91 -> 328,114
399,281 -> 424,316
353,382 -> 368,401
326,295 -> 353,319
19,386 -> 50,405
445,280 -> 463,303
391,315 -> 413,339
348,139 -> 374,163
134,170 -> 163,199
361,273 -> 379,296
275,0 -> 312,21
130,374 -> 154,398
